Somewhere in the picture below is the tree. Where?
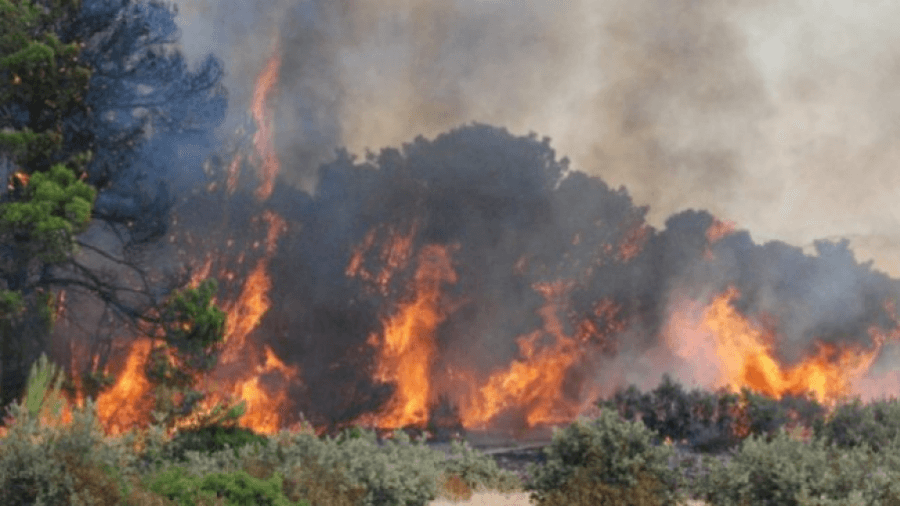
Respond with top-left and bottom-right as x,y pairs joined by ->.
0,0 -> 228,411
144,279 -> 247,433
0,0 -> 97,407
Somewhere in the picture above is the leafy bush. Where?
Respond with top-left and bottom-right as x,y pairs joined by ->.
690,426 -> 900,506
144,465 -> 307,506
524,410 -> 683,506
438,439 -> 522,493
165,424 -> 270,462
813,396 -> 900,453
599,374 -> 826,453
0,397 -> 145,505
599,375 -> 743,453
168,427 -> 446,506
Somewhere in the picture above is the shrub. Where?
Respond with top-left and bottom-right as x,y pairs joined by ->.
813,396 -> 900,453
144,465 -> 307,506
278,459 -> 367,506
164,424 -> 270,462
599,375 -> 827,454
438,439 -> 522,493
524,410 -> 683,506
690,426 -> 900,506
174,427 -> 447,506
0,397 -> 145,505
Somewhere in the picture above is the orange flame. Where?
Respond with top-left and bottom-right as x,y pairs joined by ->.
357,244 -> 457,428
666,286 -> 882,406
229,345 -> 301,434
95,338 -> 156,435
251,38 -> 281,201
706,219 -> 736,244
226,153 -> 242,194
347,225 -> 417,295
221,211 -> 286,363
459,281 -> 584,428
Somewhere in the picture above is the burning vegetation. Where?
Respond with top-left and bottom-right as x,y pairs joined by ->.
6,21 -> 900,445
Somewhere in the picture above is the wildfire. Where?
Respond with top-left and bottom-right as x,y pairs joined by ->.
667,286 -> 882,406
251,36 -> 281,201
356,244 -> 457,428
229,345 -> 301,434
95,338 -> 156,435
706,219 -> 736,244
459,281 -> 584,428
346,224 -> 417,295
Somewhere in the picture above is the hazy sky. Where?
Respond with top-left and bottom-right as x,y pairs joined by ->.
173,0 -> 900,276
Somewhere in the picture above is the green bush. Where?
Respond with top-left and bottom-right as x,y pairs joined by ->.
438,439 -> 522,493
599,375 -> 826,454
164,424 -> 270,462
813,396 -> 900,454
144,465 -> 307,506
0,397 -> 145,505
690,426 -> 900,506
523,410 -> 683,506
168,427 -> 447,506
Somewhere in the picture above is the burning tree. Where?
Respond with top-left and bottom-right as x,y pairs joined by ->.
0,0 -> 227,412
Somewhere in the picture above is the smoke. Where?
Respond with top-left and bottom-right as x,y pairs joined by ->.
98,0 -> 900,431
172,0 -> 900,275
175,122 -> 899,431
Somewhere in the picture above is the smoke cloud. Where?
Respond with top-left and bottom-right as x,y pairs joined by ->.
173,0 -> 900,276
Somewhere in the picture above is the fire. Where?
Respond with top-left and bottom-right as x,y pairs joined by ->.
346,224 -> 417,295
459,281 -> 583,428
226,153 -> 242,194
250,37 -> 281,201
221,211 -> 285,362
706,218 -> 736,244
667,286 -> 882,406
356,244 -> 457,428
229,345 -> 301,434
95,338 -> 156,435
617,223 -> 650,262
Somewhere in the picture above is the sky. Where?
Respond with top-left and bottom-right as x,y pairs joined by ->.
171,0 -> 900,276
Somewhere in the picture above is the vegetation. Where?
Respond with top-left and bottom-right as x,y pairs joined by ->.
4,363 -> 900,505
599,372 -> 826,453
0,0 -> 228,410
523,410 -> 683,506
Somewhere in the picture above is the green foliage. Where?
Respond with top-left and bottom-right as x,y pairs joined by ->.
524,410 -> 683,506
534,466 -> 677,506
599,374 -> 825,453
813,396 -> 900,454
690,426 -> 900,506
0,289 -> 24,318
1,163 -> 96,261
165,424 -> 269,463
0,0 -> 91,172
146,279 -> 230,432
159,279 -> 227,360
0,397 -> 146,506
22,352 -> 66,420
439,439 -> 522,493
145,465 -> 307,506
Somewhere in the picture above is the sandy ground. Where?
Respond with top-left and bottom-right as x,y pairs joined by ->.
428,490 -> 709,506
429,491 -> 533,506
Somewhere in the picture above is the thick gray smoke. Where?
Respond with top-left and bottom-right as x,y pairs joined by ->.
180,123 -> 900,432
173,0 -> 900,276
